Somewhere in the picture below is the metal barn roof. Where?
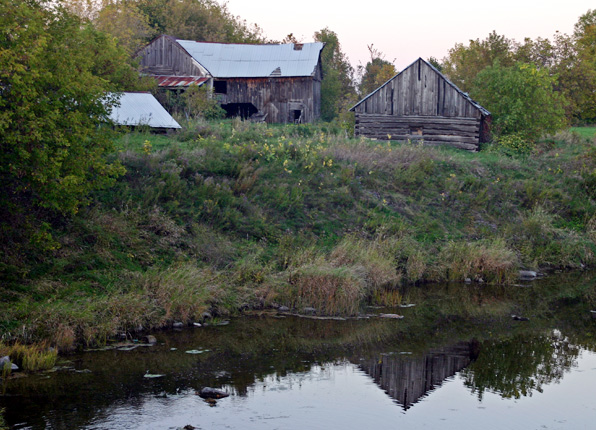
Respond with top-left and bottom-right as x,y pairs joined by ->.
176,40 -> 324,78
108,92 -> 181,129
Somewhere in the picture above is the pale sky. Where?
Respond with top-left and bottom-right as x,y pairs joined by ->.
224,0 -> 593,72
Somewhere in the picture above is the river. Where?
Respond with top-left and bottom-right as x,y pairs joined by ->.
2,271 -> 595,429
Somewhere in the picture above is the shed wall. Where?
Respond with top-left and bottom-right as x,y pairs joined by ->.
353,59 -> 487,151
221,76 -> 320,124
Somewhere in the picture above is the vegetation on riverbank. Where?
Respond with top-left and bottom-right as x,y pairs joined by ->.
1,120 -> 596,349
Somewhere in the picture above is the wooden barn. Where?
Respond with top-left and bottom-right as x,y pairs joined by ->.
350,58 -> 491,151
136,35 -> 325,124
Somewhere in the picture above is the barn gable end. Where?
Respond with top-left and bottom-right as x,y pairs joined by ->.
350,58 -> 491,151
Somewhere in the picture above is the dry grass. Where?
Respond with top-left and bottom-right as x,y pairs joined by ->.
326,139 -> 437,173
440,239 -> 518,284
290,265 -> 365,315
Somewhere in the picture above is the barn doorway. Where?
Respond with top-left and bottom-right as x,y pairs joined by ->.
222,103 -> 258,119
291,109 -> 302,123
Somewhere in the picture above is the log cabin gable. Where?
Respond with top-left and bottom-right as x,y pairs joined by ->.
351,58 -> 489,120
350,58 -> 491,151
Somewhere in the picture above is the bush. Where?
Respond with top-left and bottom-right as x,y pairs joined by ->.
492,133 -> 534,156
181,84 -> 225,120
471,62 -> 568,142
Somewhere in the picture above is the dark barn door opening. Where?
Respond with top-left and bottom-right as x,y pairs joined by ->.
222,103 -> 258,119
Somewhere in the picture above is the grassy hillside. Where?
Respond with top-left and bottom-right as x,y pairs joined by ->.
1,119 -> 595,349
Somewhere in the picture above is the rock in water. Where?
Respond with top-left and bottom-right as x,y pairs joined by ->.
198,387 -> 230,399
379,313 -> 404,319
173,322 -> 184,328
519,270 -> 537,280
0,356 -> 19,371
142,335 -> 157,344
278,306 -> 290,312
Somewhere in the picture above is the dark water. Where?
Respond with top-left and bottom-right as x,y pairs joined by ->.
2,272 -> 596,429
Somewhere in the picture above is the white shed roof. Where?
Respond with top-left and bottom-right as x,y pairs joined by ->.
108,92 -> 181,129
176,40 -> 324,78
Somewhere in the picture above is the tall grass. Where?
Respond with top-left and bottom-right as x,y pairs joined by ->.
0,342 -> 57,372
439,239 -> 518,283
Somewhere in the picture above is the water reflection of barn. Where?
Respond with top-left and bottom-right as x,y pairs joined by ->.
359,341 -> 477,410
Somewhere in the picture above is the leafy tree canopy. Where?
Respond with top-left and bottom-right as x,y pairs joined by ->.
442,31 -> 514,92
357,45 -> 396,97
314,28 -> 356,121
0,0 -> 139,248
470,62 -> 568,142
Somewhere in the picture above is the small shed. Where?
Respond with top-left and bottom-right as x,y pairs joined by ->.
350,58 -> 491,151
108,92 -> 181,129
136,35 -> 325,124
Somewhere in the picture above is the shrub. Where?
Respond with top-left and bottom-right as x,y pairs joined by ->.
181,84 -> 225,120
492,133 -> 534,156
471,62 -> 568,142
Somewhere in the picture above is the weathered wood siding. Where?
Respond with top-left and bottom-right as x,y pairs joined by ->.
222,74 -> 320,124
137,36 -> 206,77
353,59 -> 488,151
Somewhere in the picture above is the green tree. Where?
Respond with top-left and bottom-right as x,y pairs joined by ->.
136,0 -> 265,43
94,1 -> 156,55
314,28 -> 356,121
357,45 -> 396,97
443,31 -> 514,92
571,10 -> 596,122
0,0 -> 135,248
427,56 -> 444,72
470,62 -> 568,142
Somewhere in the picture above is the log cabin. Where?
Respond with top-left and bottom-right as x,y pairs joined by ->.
350,58 -> 491,151
136,35 -> 325,124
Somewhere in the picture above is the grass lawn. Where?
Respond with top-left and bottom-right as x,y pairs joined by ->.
570,126 -> 596,139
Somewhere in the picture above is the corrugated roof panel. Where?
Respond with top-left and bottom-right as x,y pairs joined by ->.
155,76 -> 208,87
108,92 -> 181,129
176,40 -> 324,78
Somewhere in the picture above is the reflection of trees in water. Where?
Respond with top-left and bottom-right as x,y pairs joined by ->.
359,342 -> 477,410
462,332 -> 581,400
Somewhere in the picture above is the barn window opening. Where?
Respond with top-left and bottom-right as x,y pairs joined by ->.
222,103 -> 258,119
292,109 -> 302,123
410,126 -> 423,135
213,80 -> 227,94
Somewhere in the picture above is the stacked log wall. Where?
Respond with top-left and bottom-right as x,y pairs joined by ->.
355,114 -> 481,151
